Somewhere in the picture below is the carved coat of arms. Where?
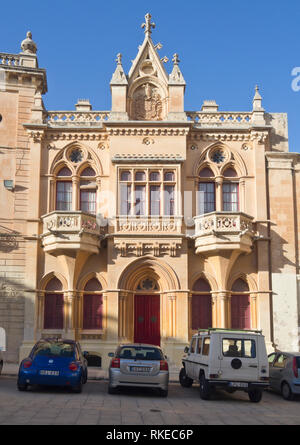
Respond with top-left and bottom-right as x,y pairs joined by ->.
133,83 -> 163,120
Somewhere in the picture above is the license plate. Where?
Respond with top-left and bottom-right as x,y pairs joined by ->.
130,366 -> 151,373
40,370 -> 59,376
229,382 -> 248,388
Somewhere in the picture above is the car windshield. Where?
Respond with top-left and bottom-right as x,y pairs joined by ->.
32,341 -> 75,358
296,357 -> 300,368
116,346 -> 163,361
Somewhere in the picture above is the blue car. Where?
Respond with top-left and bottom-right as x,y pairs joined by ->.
17,338 -> 88,393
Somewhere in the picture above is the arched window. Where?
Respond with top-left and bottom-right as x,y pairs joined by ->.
231,278 -> 250,329
80,166 -> 96,214
223,167 -> 239,212
191,278 -> 212,330
44,277 -> 64,329
83,278 -> 103,330
56,167 -> 72,211
198,167 -> 215,215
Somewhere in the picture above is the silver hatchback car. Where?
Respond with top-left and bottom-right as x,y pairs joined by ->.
108,344 -> 169,397
268,351 -> 300,400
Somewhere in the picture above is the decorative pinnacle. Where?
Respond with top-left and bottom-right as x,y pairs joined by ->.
172,53 -> 180,65
21,30 -> 37,54
116,53 -> 122,65
141,13 -> 155,35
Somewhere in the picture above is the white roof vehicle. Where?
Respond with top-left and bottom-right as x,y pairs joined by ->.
179,328 -> 269,402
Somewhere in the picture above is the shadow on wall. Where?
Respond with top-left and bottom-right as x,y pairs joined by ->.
255,222 -> 297,274
0,277 -> 26,363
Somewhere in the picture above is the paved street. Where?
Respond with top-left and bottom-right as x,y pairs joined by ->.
0,376 -> 299,425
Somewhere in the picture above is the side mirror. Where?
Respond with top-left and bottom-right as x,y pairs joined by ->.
108,352 -> 114,357
184,346 -> 189,354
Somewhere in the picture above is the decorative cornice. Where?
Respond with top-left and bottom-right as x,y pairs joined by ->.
112,153 -> 184,163
107,127 -> 189,136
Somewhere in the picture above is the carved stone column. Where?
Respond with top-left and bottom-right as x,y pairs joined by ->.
239,178 -> 246,212
215,177 -> 223,211
167,294 -> 176,338
72,176 -> 79,211
218,292 -> 230,328
36,292 -> 44,332
211,292 -> 218,328
64,291 -> 76,339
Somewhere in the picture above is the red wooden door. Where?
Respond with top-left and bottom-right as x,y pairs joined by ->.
134,295 -> 160,346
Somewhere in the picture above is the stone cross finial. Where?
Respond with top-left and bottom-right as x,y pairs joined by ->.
116,53 -> 122,65
141,13 -> 155,36
172,53 -> 180,65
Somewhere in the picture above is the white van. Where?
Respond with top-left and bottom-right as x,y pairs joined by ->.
180,328 -> 269,402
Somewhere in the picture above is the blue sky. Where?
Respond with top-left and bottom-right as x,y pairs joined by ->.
1,0 -> 300,151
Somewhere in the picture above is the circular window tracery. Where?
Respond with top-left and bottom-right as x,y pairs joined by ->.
211,149 -> 226,164
69,149 -> 83,163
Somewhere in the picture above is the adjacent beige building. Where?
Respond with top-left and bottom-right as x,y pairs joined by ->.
0,15 -> 299,368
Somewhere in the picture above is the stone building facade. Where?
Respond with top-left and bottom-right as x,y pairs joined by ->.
0,15 -> 299,367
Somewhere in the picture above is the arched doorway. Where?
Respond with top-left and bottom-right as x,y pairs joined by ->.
191,278 -> 212,330
231,278 -> 250,329
134,278 -> 160,346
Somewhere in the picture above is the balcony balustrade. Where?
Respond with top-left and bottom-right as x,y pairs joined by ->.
41,211 -> 106,254
193,212 -> 255,255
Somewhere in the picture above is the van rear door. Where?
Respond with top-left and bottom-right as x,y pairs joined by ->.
219,335 -> 259,382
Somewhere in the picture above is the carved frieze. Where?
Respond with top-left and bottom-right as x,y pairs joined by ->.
132,83 -> 163,121
114,240 -> 182,257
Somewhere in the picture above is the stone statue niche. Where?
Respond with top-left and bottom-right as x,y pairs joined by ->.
131,82 -> 164,121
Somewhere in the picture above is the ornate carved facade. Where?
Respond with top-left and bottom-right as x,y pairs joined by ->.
0,14 -> 299,366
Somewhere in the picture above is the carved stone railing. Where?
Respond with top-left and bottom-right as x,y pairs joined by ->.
194,212 -> 254,254
186,111 -> 253,126
115,216 -> 182,234
41,211 -> 106,254
0,53 -> 21,67
45,111 -> 110,125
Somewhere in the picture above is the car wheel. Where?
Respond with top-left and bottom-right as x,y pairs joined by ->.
281,382 -> 294,401
199,374 -> 211,400
0,361 -> 3,375
108,385 -> 118,395
17,382 -> 28,391
248,389 -> 262,403
179,367 -> 193,388
159,388 -> 168,397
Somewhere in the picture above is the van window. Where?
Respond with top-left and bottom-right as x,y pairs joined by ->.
202,337 -> 210,355
190,338 -> 196,353
197,338 -> 202,354
222,339 -> 256,358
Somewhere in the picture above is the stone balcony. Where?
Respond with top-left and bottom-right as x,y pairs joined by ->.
41,211 -> 106,255
193,212 -> 255,255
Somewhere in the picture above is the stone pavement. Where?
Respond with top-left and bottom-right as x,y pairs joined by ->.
0,375 -> 300,425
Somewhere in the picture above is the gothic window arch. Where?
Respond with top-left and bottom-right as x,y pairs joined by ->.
82,278 -> 103,330
197,166 -> 216,215
50,145 -> 100,214
191,278 -> 212,330
44,277 -> 64,330
231,278 -> 250,329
